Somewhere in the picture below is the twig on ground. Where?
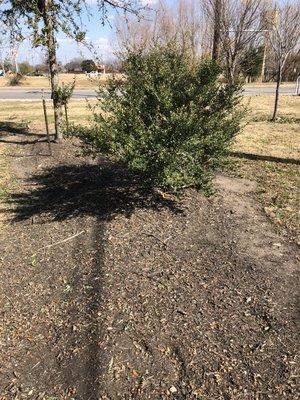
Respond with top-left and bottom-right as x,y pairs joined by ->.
3,294 -> 17,311
142,232 -> 169,246
32,230 -> 85,257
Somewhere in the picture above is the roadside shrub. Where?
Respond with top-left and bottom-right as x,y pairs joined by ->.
8,73 -> 24,86
19,61 -> 35,76
81,59 -> 97,73
55,79 -> 76,106
71,45 -> 244,191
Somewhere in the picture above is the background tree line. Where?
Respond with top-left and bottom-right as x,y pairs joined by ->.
115,0 -> 299,84
0,0 -> 299,139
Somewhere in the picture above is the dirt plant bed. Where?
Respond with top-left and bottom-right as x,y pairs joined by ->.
0,134 -> 299,399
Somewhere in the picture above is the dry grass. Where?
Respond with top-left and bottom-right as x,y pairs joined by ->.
244,81 -> 294,87
0,99 -> 96,133
0,73 -> 113,89
243,95 -> 300,121
229,95 -> 300,240
0,144 -> 15,227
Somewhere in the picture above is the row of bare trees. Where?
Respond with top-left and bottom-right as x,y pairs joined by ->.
0,0 -> 299,138
114,0 -> 299,119
116,0 -> 299,84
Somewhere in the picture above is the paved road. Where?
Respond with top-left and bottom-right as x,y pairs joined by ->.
0,89 -> 96,100
0,85 -> 296,100
243,86 -> 296,95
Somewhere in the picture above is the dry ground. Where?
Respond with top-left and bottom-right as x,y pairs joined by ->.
0,94 -> 299,399
229,95 -> 300,240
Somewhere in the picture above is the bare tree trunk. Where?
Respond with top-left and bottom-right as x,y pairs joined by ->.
272,64 -> 282,121
212,0 -> 221,61
260,40 -> 267,83
40,0 -> 62,141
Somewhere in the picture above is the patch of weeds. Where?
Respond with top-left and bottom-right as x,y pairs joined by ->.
28,254 -> 37,267
222,156 -> 242,176
225,157 -> 299,239
64,284 -> 72,293
0,187 -> 9,200
259,136 -> 272,145
8,73 -> 24,86
251,114 -> 300,124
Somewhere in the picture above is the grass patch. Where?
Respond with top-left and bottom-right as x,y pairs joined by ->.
0,73 -> 116,89
243,95 -> 300,121
227,157 -> 299,239
230,95 -> 300,239
0,145 -> 13,225
0,100 -> 96,133
251,115 -> 300,124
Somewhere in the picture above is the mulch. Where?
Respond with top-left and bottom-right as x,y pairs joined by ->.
0,134 -> 299,399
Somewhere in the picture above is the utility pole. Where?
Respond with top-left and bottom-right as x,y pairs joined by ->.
212,0 -> 221,62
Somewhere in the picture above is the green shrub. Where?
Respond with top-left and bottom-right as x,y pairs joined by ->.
81,59 -> 97,73
71,46 -> 244,191
19,61 -> 34,76
55,79 -> 76,105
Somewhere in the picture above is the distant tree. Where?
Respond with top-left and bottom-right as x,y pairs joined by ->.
115,0 -> 203,63
3,58 -> 13,71
65,58 -> 84,73
105,58 -> 123,73
35,62 -> 49,74
267,1 -> 300,120
19,61 -> 34,75
282,51 -> 300,82
0,0 -> 144,142
81,59 -> 96,73
204,0 -> 264,82
240,45 -> 264,81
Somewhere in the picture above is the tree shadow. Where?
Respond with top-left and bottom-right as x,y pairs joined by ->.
229,151 -> 300,165
7,161 -> 181,223
0,121 -> 53,146
5,159 -> 182,398
0,121 -> 29,135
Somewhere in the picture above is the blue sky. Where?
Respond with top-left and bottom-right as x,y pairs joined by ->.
16,0 -> 160,64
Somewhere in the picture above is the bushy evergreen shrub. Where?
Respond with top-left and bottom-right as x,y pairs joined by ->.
71,46 -> 244,191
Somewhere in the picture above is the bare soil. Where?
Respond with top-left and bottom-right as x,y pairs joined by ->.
0,133 -> 299,400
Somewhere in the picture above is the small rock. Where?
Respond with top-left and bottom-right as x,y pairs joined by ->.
169,386 -> 177,394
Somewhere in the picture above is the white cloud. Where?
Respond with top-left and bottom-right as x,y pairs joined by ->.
57,37 -> 73,44
140,0 -> 157,5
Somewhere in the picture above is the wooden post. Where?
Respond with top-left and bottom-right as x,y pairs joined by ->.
64,103 -> 69,131
42,89 -> 52,155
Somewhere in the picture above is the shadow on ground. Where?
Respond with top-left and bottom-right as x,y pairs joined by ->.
0,121 -> 54,150
0,121 -> 30,135
229,150 -> 300,165
2,157 -> 182,398
7,161 -> 181,222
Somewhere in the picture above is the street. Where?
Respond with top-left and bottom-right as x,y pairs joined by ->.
0,85 -> 296,100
